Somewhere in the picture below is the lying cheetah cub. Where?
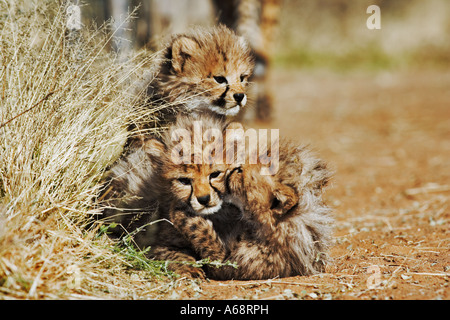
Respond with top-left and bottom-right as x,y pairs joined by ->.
171,139 -> 333,280
101,114 -> 242,277
148,114 -> 249,277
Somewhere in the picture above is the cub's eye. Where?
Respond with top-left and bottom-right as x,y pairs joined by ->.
230,166 -> 243,177
209,171 -> 222,179
214,76 -> 227,84
177,178 -> 191,185
240,75 -> 247,82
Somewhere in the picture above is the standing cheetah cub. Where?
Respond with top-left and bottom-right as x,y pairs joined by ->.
171,138 -> 334,280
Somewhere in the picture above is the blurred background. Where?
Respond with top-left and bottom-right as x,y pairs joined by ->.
276,0 -> 450,70
83,0 -> 450,70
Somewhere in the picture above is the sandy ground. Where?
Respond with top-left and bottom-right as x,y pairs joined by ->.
168,68 -> 450,300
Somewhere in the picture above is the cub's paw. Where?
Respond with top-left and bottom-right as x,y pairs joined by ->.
175,264 -> 206,279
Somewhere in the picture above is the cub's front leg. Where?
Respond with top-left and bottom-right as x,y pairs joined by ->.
149,220 -> 205,278
169,207 -> 227,263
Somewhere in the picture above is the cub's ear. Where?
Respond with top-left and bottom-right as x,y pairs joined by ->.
171,36 -> 200,73
271,184 -> 298,216
237,36 -> 249,51
142,138 -> 166,159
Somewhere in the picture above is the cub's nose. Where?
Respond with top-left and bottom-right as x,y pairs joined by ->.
233,93 -> 245,103
197,195 -> 211,206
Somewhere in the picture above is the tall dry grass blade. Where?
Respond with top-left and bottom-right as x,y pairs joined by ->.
0,1 -> 170,299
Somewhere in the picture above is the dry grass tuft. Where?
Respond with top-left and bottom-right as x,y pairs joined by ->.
0,1 -> 171,299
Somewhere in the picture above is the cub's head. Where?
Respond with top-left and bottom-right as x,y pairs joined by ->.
144,114 -> 236,215
164,163 -> 228,215
158,25 -> 254,117
226,137 -> 331,225
145,139 -> 228,215
227,164 -> 298,224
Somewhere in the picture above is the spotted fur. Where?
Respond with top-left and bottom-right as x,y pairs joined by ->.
213,0 -> 282,121
172,138 -> 334,280
100,114 -> 242,277
147,25 -> 254,121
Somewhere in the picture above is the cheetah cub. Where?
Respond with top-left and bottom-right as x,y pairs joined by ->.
170,138 -> 334,280
148,114 -> 248,277
136,24 -> 254,128
102,114 -> 242,277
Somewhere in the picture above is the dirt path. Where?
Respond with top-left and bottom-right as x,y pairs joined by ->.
173,69 -> 450,300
